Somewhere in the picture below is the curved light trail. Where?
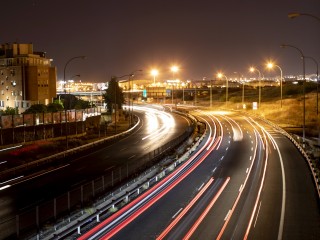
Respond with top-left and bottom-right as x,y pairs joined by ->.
73,109 -> 305,240
78,111 -> 221,240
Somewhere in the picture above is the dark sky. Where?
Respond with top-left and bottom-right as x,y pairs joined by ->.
2,0 -> 320,82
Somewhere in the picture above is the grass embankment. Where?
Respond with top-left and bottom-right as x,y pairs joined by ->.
4,121 -> 129,167
216,82 -> 320,178
227,83 -> 319,137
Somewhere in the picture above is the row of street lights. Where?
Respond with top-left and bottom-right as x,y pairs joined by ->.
150,66 -> 180,105
62,13 -> 318,149
150,65 -> 180,83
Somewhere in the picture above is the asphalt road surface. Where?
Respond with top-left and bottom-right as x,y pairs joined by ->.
79,109 -> 320,240
0,105 -> 191,239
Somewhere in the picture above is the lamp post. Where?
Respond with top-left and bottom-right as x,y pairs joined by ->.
234,72 -> 245,107
116,70 -> 142,128
171,66 -> 179,105
110,76 -> 118,134
129,70 -> 142,126
249,67 -> 262,109
288,12 -> 320,146
305,56 -> 319,145
151,69 -> 158,85
151,69 -> 159,103
181,82 -> 186,104
288,12 -> 320,22
63,56 -> 86,150
210,78 -> 213,108
305,56 -> 319,116
217,73 -> 228,107
68,74 -> 80,109
267,62 -> 283,108
194,83 -> 197,106
63,56 -> 86,97
281,44 -> 306,148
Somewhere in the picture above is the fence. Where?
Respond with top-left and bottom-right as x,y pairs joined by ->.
0,115 -> 196,239
0,108 -> 100,146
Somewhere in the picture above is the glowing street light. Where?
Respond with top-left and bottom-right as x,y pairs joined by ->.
217,72 -> 228,106
267,62 -> 283,108
249,67 -> 262,108
151,69 -> 159,84
171,65 -> 179,78
171,66 -> 179,105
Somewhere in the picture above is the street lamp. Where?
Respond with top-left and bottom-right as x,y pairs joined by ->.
116,70 -> 142,127
181,82 -> 186,104
288,12 -> 320,22
67,74 -> 80,109
210,77 -> 213,108
305,56 -> 319,116
171,66 -> 179,105
217,72 -> 228,107
129,70 -> 142,126
249,67 -> 262,109
151,69 -> 159,85
63,56 -> 86,150
234,72 -> 245,106
63,56 -> 86,96
171,66 -> 179,78
305,56 -> 319,145
281,44 -> 306,148
266,62 -> 283,108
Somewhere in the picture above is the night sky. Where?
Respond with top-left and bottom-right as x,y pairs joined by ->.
2,0 -> 320,82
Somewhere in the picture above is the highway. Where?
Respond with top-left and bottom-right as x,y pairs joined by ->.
78,109 -> 320,240
0,105 -> 192,239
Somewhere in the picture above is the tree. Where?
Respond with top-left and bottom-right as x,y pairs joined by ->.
57,94 -> 91,110
75,98 -> 91,109
0,106 -> 18,115
24,104 -> 47,114
47,101 -> 64,112
103,76 -> 125,113
58,94 -> 78,110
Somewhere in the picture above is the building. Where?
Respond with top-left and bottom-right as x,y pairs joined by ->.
0,43 -> 57,113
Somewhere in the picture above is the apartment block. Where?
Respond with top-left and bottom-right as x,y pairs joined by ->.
0,43 -> 57,113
